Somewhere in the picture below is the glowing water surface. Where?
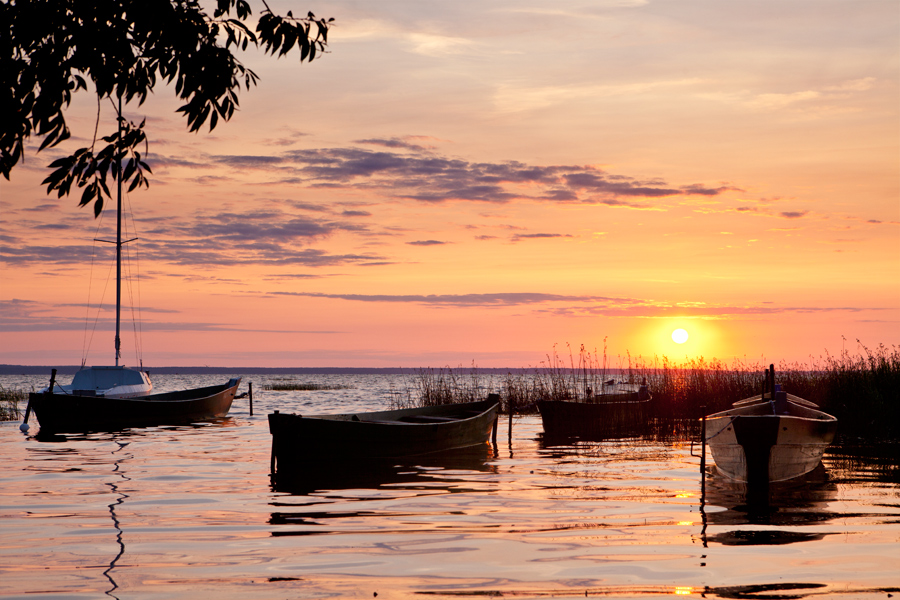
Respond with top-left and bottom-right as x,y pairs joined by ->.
1,373 -> 897,599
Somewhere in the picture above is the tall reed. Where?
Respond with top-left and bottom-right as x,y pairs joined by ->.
413,365 -> 492,407
407,342 -> 900,438
0,386 -> 27,421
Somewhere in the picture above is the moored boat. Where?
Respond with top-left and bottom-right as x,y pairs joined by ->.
29,377 -> 241,434
268,399 -> 500,474
21,102 -> 241,435
537,379 -> 652,439
704,365 -> 837,485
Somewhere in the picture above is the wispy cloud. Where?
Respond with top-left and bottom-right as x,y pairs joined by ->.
0,298 -> 344,333
1,208 -> 388,268
407,240 -> 448,246
511,233 -> 573,241
263,291 -> 887,319
203,145 -> 740,207
356,136 -> 439,152
268,291 -> 622,306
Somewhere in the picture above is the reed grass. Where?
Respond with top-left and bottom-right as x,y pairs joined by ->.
0,386 -> 27,421
407,342 -> 900,439
262,382 -> 354,391
412,365 -> 494,407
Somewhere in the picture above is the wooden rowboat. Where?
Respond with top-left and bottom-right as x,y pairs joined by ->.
704,366 -> 837,485
28,377 -> 241,434
268,399 -> 499,474
537,380 -> 652,439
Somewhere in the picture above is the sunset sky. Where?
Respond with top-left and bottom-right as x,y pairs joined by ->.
2,0 -> 898,368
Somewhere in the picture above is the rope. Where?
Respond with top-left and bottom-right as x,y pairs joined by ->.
704,415 -> 737,442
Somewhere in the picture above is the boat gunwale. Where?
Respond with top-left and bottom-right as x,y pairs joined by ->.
275,399 -> 499,425
537,396 -> 651,408
32,378 -> 241,405
706,400 -> 836,424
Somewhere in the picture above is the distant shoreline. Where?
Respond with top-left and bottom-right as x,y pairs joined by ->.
0,364 -> 535,375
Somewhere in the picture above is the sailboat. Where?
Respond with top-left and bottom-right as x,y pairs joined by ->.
24,101 -> 241,434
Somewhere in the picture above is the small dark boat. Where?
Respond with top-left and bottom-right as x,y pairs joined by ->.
704,365 -> 837,485
28,377 -> 241,434
268,399 -> 499,474
537,380 -> 652,438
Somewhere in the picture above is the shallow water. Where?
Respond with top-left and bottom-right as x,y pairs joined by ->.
1,373 -> 898,599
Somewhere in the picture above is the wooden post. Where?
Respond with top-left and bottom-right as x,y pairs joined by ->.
270,410 -> 278,475
249,381 -> 254,416
508,401 -> 513,445
487,393 -> 500,444
699,406 -> 706,490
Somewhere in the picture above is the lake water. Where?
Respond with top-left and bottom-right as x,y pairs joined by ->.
1,373 -> 898,599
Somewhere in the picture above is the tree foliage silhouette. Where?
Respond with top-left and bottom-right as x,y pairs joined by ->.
2,0 -> 332,215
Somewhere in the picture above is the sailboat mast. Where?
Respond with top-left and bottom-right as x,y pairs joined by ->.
115,96 -> 122,366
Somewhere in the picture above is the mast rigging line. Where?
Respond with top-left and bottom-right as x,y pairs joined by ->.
78,96 -> 147,369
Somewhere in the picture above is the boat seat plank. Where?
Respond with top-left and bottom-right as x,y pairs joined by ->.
397,415 -> 459,423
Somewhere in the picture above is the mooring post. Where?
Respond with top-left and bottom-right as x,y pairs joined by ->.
508,401 -> 514,445
487,393 -> 500,445
270,410 -> 278,475
700,406 -> 707,491
249,381 -> 254,416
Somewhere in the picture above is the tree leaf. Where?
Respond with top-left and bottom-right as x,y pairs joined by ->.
6,0 -> 332,214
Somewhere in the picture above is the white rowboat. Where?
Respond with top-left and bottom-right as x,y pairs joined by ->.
704,366 -> 837,485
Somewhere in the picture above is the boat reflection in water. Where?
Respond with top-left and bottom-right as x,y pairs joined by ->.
698,463 -> 839,547
30,416 -> 240,443
270,442 -> 496,496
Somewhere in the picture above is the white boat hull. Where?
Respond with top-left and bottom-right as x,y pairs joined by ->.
705,396 -> 837,484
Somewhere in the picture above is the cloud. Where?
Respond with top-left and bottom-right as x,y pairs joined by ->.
5,145 -> 745,270
0,244 -> 103,266
407,240 -> 448,246
780,211 -> 809,219
210,154 -> 286,168
1,209 -> 388,268
0,297 -> 343,333
263,291 -> 890,319
511,233 -> 573,241
680,183 -> 742,196
742,78 -> 879,116
355,137 -> 437,152
406,32 -> 474,57
204,146 -> 737,207
268,291 -> 625,307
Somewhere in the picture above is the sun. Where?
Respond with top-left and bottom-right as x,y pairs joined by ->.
672,328 -> 689,344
